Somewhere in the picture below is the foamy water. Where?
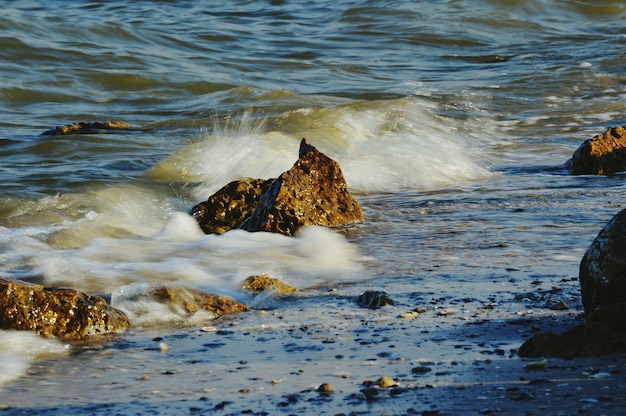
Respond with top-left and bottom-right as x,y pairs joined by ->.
1,0 -> 625,407
0,331 -> 69,387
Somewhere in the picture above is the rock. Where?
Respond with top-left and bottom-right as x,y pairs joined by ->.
519,209 -> 626,357
149,286 -> 248,317
317,383 -> 333,394
0,276 -> 130,340
240,138 -> 363,236
41,121 -> 133,136
240,274 -> 297,295
518,318 -> 626,358
375,376 -> 398,388
191,178 -> 273,234
579,208 -> 626,316
566,126 -> 626,175
356,290 -> 395,309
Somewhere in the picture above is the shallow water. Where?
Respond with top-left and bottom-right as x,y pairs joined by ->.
1,0 -> 626,413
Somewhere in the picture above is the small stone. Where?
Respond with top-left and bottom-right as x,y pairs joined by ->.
159,342 -> 170,352
399,311 -> 419,319
589,372 -> 610,379
240,274 -> 297,295
524,359 -> 547,370
356,291 -> 395,309
549,300 -> 569,311
411,366 -> 432,374
201,326 -> 217,332
375,376 -> 398,388
317,383 -> 333,393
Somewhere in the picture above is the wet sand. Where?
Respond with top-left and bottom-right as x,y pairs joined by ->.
1,274 -> 624,415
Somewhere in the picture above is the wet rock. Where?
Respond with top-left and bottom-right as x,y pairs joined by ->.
520,209 -> 626,357
191,178 -> 273,234
566,126 -> 626,175
240,138 -> 363,236
0,276 -> 130,340
317,383 -> 333,394
149,286 -> 248,317
356,290 -> 395,309
579,208 -> 626,316
375,376 -> 398,388
518,318 -> 626,358
240,274 -> 297,295
42,121 -> 133,136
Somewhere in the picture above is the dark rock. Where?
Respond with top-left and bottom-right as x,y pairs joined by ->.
240,274 -> 297,295
191,178 -> 273,234
42,121 -> 133,136
240,138 -> 363,236
149,286 -> 248,317
519,209 -> 626,357
356,290 -> 395,309
566,126 -> 626,175
518,318 -> 626,358
579,208 -> 626,316
0,276 -> 130,340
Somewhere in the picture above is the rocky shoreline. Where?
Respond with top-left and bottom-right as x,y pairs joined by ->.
4,125 -> 626,354
2,124 -> 626,414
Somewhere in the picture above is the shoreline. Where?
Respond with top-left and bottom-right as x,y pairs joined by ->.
2,273 -> 624,415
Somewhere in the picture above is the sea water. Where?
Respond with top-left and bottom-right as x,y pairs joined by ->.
1,0 -> 625,411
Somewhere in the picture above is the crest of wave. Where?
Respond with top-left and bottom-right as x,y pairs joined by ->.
147,96 -> 494,200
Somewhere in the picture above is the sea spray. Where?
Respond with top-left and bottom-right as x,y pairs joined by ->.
148,96 -> 494,199
0,331 -> 69,388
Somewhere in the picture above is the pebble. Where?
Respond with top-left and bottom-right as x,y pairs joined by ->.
523,359 -> 546,370
159,342 -> 170,352
317,383 -> 333,393
200,326 -> 217,332
589,372 -> 610,379
375,376 -> 398,388
411,366 -> 433,374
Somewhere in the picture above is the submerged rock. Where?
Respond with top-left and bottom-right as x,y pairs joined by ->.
241,139 -> 363,236
191,138 -> 363,236
240,274 -> 297,295
191,178 -> 273,234
149,286 -> 249,317
0,277 -> 130,340
566,126 -> 626,175
41,121 -> 133,136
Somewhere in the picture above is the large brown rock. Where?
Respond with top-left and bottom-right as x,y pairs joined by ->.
566,126 -> 626,175
579,208 -> 626,316
0,277 -> 130,340
240,138 -> 363,236
191,178 -> 273,234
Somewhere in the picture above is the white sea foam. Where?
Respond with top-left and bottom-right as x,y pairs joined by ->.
148,96 -> 494,200
7,203 -> 364,297
0,331 -> 69,388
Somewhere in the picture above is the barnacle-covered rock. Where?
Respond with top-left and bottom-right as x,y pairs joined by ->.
42,121 -> 133,136
566,126 -> 626,175
0,277 -> 130,340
